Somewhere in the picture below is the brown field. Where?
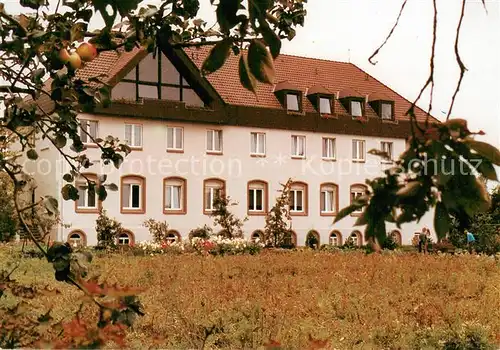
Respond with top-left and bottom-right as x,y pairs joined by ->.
1,247 -> 500,349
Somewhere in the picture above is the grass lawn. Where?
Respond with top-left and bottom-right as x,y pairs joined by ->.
1,245 -> 500,349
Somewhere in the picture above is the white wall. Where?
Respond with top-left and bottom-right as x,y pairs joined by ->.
42,113 -> 436,246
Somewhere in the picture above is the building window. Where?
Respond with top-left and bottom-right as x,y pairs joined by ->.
350,100 -> 363,117
381,141 -> 393,162
206,129 -> 223,153
117,231 -> 135,246
320,183 -> 338,215
329,231 -> 342,246
203,178 -> 225,214
291,135 -> 306,158
352,139 -> 365,162
319,97 -> 332,114
125,124 -> 143,148
165,230 -> 181,243
250,132 -> 266,156
166,126 -> 183,152
286,93 -> 300,111
163,177 -> 186,214
67,230 -> 87,247
75,174 -> 98,213
79,120 -> 98,144
251,230 -> 264,242
121,176 -> 145,213
381,102 -> 393,120
349,231 -> 362,246
248,180 -> 267,215
350,184 -> 368,214
290,182 -> 308,215
322,137 -> 336,160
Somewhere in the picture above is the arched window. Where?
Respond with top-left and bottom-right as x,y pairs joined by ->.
67,230 -> 87,247
75,174 -> 99,214
320,183 -> 338,216
121,175 -> 146,214
390,230 -> 402,246
166,230 -> 181,243
163,177 -> 187,215
248,180 -> 268,215
306,230 -> 320,249
290,181 -> 308,216
329,231 -> 342,246
251,230 -> 264,242
350,184 -> 368,215
203,178 -> 225,214
117,230 -> 135,246
349,231 -> 363,247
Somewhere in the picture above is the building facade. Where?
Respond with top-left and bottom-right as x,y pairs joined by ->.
29,46 -> 436,247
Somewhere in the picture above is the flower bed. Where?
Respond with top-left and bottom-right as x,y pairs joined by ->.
136,236 -> 264,256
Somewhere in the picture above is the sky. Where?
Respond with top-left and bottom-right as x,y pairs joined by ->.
2,0 -> 499,147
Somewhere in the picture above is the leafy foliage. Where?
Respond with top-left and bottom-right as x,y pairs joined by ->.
264,179 -> 292,247
143,218 -> 169,244
335,119 -> 498,248
210,195 -> 247,239
188,224 -> 213,240
95,209 -> 122,249
0,172 -> 18,242
448,185 -> 500,254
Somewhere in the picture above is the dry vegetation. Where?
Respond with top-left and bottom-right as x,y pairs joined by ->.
1,246 -> 500,349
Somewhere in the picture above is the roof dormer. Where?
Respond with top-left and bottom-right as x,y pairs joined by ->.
307,85 -> 334,115
368,93 -> 395,120
338,88 -> 365,117
274,81 -> 303,113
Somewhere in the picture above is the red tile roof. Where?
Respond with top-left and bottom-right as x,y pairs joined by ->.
184,46 -> 434,122
37,45 -> 434,123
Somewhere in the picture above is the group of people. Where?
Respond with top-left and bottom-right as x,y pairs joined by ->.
418,227 -> 476,253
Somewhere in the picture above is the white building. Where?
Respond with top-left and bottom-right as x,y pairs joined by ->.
29,46 -> 436,247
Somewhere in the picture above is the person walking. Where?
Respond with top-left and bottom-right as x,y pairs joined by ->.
466,231 -> 476,253
424,228 -> 431,253
418,228 -> 427,253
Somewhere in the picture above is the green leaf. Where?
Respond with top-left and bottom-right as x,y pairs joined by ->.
334,204 -> 365,224
97,186 -> 107,201
239,55 -> 257,94
112,154 -> 124,169
201,39 -> 232,75
463,138 -> 500,166
434,202 -> 450,240
216,0 -> 239,33
396,181 -> 421,197
63,173 -> 74,182
43,196 -> 59,215
27,149 -> 38,160
260,22 -> 281,59
70,22 -> 87,42
55,135 -> 67,148
99,174 -> 107,183
247,39 -> 275,84
107,183 -> 118,191
354,211 -> 367,226
368,148 -> 391,161
61,184 -> 79,201
477,159 -> 498,181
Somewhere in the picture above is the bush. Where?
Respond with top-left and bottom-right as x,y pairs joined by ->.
188,225 -> 213,240
211,196 -> 247,239
143,219 -> 169,243
264,179 -> 292,248
381,235 -> 398,250
0,172 -> 17,242
95,209 -> 122,249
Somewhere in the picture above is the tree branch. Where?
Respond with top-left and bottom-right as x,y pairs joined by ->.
369,0 -> 408,65
446,0 -> 467,121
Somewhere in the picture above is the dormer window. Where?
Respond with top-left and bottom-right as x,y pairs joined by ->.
351,101 -> 363,117
286,93 -> 300,111
338,88 -> 365,117
319,97 -> 332,114
274,81 -> 302,113
368,93 -> 395,120
307,85 -> 333,115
